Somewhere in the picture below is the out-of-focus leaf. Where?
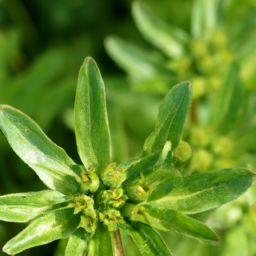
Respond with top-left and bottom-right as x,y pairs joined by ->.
74,57 -> 110,171
107,101 -> 128,163
142,81 -> 192,156
105,36 -> 172,80
132,207 -> 219,245
122,222 -> 172,256
191,0 -> 222,40
0,105 -> 82,195
65,228 -> 91,256
221,226 -> 249,256
3,208 -> 80,255
213,64 -> 244,134
132,2 -> 189,59
37,76 -> 76,131
143,168 -> 255,214
0,190 -> 68,222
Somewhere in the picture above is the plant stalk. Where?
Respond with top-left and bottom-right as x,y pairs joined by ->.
111,229 -> 126,256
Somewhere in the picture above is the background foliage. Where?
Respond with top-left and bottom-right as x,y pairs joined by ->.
0,0 -> 256,255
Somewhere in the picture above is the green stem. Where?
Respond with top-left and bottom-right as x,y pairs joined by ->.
111,229 -> 126,256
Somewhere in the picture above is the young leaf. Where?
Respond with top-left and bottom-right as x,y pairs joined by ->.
122,222 -> 172,256
142,81 -> 192,156
191,0 -> 222,40
132,207 -> 219,245
65,228 -> 91,256
75,57 -> 110,171
143,168 -> 255,214
3,208 -> 80,255
105,37 -> 172,80
0,105 -> 82,195
213,64 -> 244,134
0,190 -> 68,222
132,2 -> 189,59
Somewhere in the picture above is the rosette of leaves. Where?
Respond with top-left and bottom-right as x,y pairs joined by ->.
105,0 -> 256,96
0,57 -> 255,256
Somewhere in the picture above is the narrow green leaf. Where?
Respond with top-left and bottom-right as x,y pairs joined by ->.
122,222 -> 172,256
3,208 -> 80,255
105,37 -> 172,80
0,105 -> 82,195
65,228 -> 91,256
87,224 -> 114,256
213,64 -> 244,134
142,81 -> 192,156
191,0 -> 222,40
122,153 -> 159,187
143,168 -> 255,214
0,190 -> 68,222
132,207 -> 219,245
75,57 -> 110,171
132,2 -> 189,58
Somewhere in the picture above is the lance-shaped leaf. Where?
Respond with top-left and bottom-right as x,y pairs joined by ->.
131,207 -> 219,245
213,64 -> 244,134
132,2 -> 189,59
191,0 -> 222,40
105,37 -> 172,80
75,57 -> 110,171
143,168 -> 255,214
65,228 -> 91,256
87,224 -> 114,256
0,105 -> 82,195
122,153 -> 159,187
122,222 -> 172,256
0,190 -> 69,222
3,208 -> 80,255
142,81 -> 192,156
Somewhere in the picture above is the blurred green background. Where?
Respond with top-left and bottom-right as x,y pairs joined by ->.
1,0 -> 256,255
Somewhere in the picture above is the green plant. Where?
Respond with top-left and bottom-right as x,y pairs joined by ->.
0,57 -> 255,256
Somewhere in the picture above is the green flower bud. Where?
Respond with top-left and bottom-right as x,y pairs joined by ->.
101,162 -> 126,188
80,167 -> 100,194
172,140 -> 192,164
101,188 -> 128,208
99,209 -> 125,232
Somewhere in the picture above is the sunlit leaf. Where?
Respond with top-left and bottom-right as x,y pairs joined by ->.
132,207 -> 219,245
0,105 -> 82,195
142,81 -> 192,156
75,57 -> 110,171
0,190 -> 68,222
143,168 -> 255,214
3,208 -> 80,255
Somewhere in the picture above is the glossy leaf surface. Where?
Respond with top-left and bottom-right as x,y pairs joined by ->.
143,168 -> 255,214
75,57 -> 110,171
0,190 -> 68,222
3,208 -> 80,255
0,105 -> 81,195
